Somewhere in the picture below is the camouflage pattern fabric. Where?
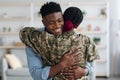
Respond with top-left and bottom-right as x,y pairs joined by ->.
19,27 -> 99,80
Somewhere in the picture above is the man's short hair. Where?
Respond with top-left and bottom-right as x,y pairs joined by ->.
40,2 -> 62,17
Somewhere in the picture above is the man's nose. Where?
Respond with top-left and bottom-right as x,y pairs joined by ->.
54,22 -> 60,28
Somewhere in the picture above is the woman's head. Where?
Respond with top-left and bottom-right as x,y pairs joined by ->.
63,7 -> 83,32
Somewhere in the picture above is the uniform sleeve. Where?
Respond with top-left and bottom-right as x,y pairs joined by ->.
19,27 -> 41,47
19,27 -> 33,46
86,37 -> 100,62
25,46 -> 52,80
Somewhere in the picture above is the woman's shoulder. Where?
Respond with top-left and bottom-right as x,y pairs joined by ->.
76,33 -> 92,44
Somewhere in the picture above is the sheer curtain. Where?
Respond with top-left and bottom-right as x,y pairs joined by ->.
109,0 -> 120,76
110,20 -> 120,76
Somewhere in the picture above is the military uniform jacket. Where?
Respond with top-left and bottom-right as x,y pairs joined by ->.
19,27 -> 99,80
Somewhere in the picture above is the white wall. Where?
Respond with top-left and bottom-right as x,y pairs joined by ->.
109,0 -> 120,19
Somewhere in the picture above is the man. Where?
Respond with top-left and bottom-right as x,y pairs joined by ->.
22,2 -> 94,80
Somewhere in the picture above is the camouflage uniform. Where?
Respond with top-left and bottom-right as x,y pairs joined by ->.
19,27 -> 99,80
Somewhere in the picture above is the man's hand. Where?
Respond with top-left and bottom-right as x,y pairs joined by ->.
61,68 -> 75,80
60,50 -> 81,68
61,66 -> 88,79
48,50 -> 81,78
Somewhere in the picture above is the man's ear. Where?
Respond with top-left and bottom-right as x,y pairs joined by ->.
42,19 -> 44,24
42,19 -> 46,26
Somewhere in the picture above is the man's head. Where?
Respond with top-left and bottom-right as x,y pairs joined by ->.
63,7 -> 83,32
40,2 -> 64,36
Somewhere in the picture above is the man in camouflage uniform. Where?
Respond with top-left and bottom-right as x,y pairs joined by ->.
20,2 -> 99,80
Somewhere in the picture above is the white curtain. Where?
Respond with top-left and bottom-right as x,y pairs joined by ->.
110,19 -> 120,76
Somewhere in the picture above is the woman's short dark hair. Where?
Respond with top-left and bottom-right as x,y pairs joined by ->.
63,7 -> 83,26
63,7 -> 83,32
